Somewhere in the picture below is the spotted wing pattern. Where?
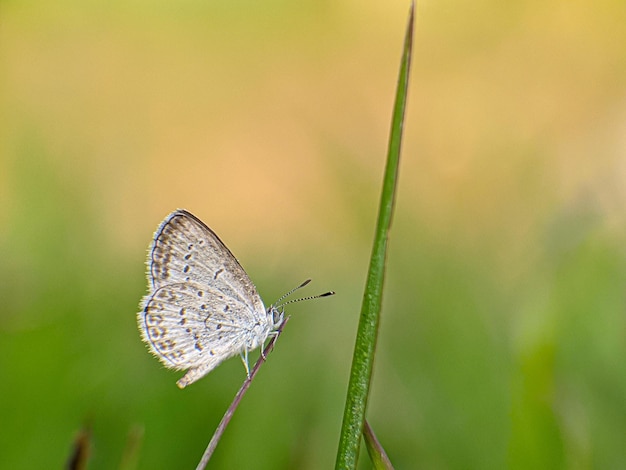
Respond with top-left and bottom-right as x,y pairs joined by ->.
138,210 -> 269,388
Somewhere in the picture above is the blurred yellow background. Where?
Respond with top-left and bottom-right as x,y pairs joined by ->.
1,1 -> 625,469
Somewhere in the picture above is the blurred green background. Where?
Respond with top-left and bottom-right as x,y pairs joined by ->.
1,1 -> 626,468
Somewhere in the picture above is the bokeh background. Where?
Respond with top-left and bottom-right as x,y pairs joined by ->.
2,1 -> 626,468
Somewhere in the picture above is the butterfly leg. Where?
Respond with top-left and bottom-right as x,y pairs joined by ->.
262,326 -> 282,359
260,336 -> 271,360
240,348 -> 251,378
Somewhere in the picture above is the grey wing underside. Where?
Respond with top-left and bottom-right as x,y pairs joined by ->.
141,281 -> 258,387
147,209 -> 265,318
139,210 -> 269,387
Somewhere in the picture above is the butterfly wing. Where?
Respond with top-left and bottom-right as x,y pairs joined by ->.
147,210 -> 265,319
138,210 -> 269,387
141,281 -> 265,386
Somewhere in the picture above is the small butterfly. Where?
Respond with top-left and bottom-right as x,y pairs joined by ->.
138,209 -> 333,388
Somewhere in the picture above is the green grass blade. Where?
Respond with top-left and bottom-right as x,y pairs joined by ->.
335,3 -> 415,469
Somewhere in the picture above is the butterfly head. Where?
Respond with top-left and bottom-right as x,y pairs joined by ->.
268,305 -> 285,330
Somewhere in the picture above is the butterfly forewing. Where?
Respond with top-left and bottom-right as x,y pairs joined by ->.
148,210 -> 265,318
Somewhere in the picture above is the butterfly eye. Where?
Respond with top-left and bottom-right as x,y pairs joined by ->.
269,307 -> 284,328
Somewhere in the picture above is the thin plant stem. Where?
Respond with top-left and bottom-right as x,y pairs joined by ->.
363,420 -> 394,470
195,316 -> 291,470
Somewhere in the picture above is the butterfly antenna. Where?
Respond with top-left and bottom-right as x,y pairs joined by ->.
273,279 -> 335,309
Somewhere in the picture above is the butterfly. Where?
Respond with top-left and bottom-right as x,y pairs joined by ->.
138,209 -> 333,388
